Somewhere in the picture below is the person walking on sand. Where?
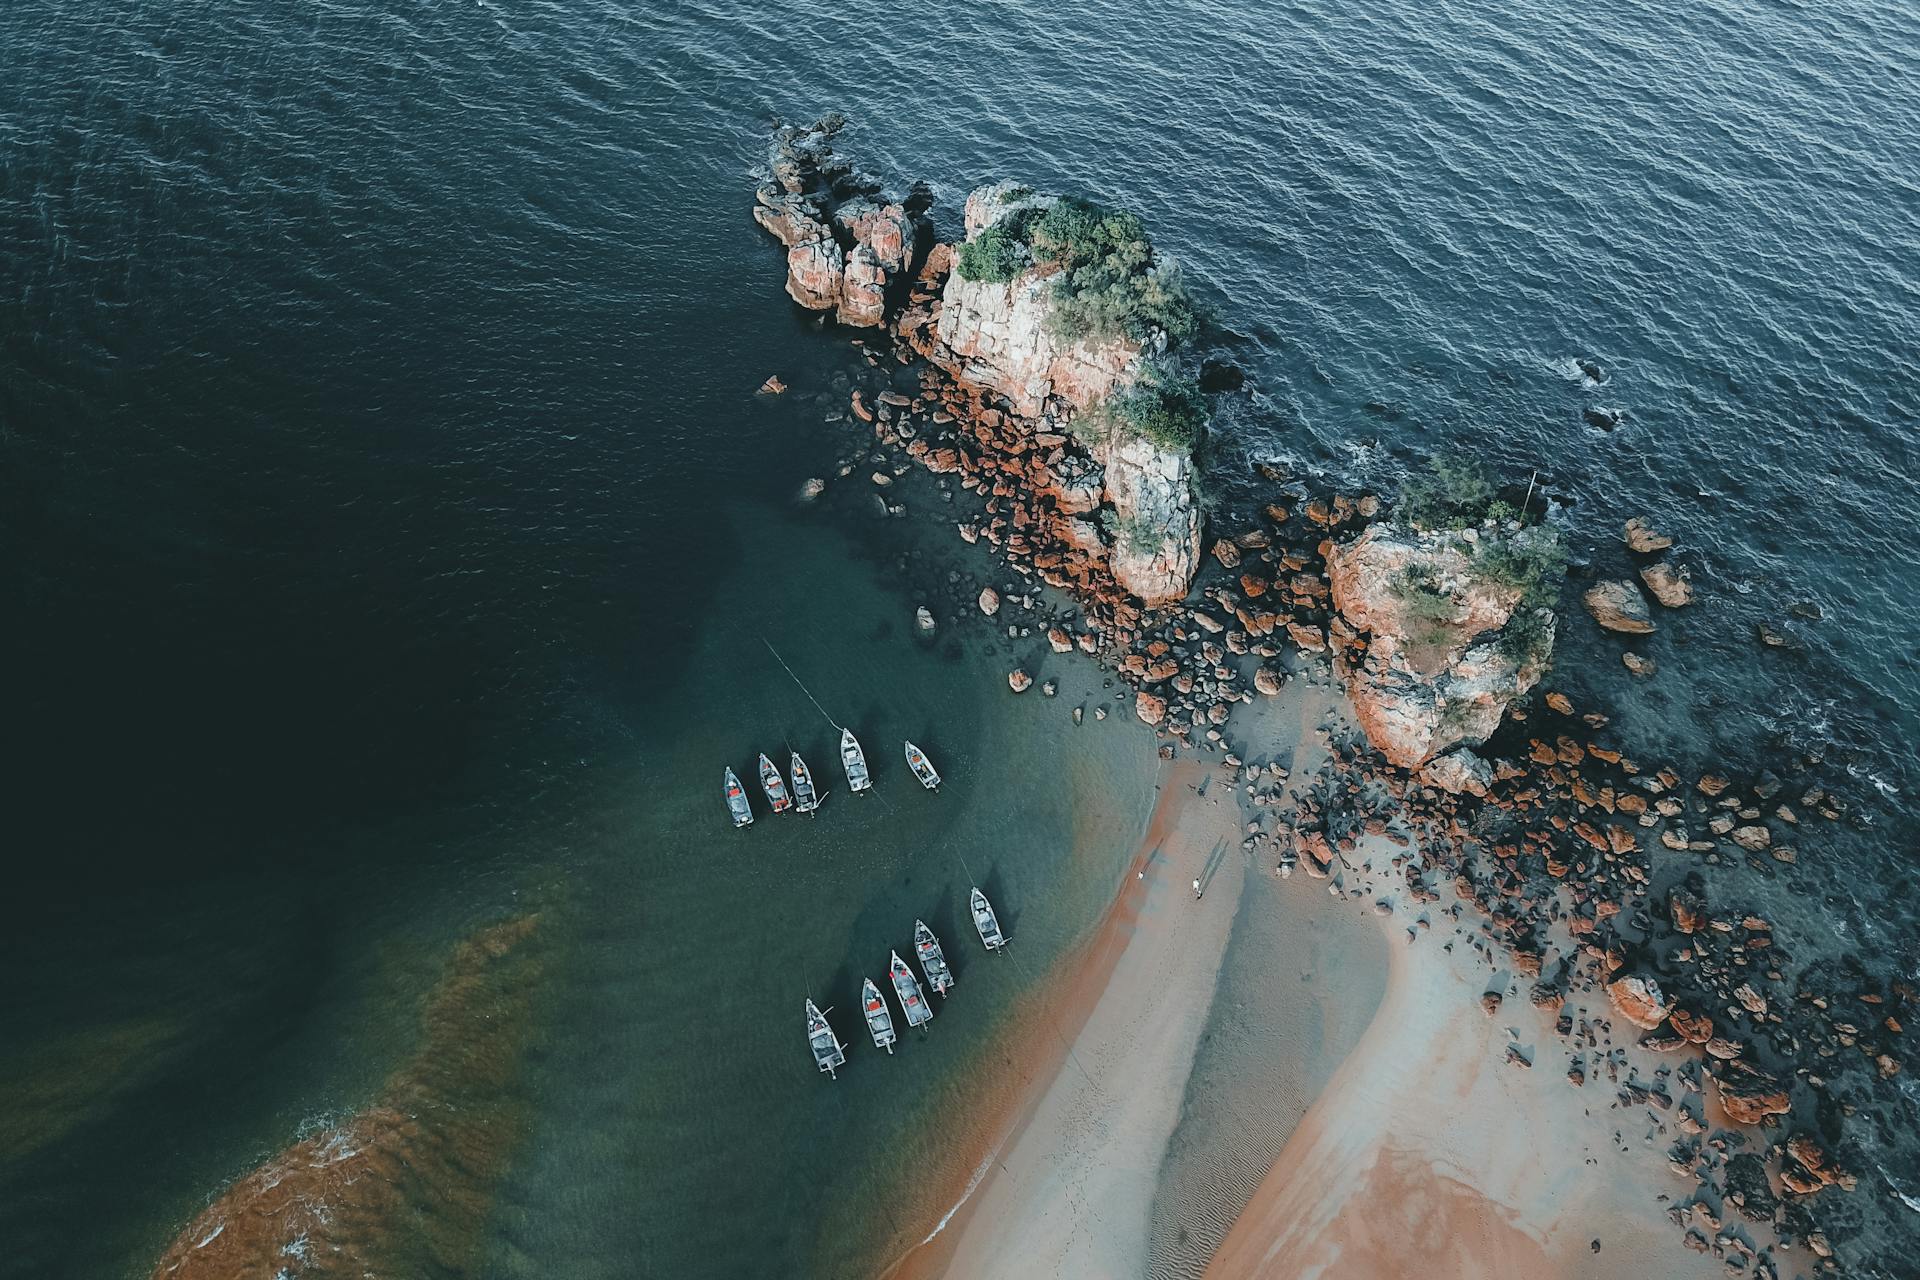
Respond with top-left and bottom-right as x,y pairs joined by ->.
1192,877 -> 1202,900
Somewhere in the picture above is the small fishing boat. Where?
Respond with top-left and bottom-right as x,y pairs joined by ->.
971,887 -> 1007,951
915,920 -> 954,997
840,728 -> 871,793
806,998 -> 846,1077
758,753 -> 793,813
790,751 -> 820,813
904,740 -> 941,790
890,951 -> 933,1028
724,767 -> 753,828
862,978 -> 896,1053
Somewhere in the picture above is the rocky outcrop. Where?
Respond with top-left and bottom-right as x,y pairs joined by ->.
923,181 -> 1200,605
1325,523 -> 1558,768
754,118 -> 923,327
1098,429 -> 1203,605
1583,579 -> 1655,633
935,186 -> 1148,417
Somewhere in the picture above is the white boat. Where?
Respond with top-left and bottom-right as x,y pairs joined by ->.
841,728 -> 872,793
915,920 -> 954,996
904,740 -> 940,790
862,978 -> 896,1053
890,951 -> 933,1028
790,751 -> 821,813
806,998 -> 846,1077
971,887 -> 1007,951
724,768 -> 753,827
759,753 -> 793,812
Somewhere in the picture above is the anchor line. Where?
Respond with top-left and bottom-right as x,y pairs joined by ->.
762,635 -> 841,732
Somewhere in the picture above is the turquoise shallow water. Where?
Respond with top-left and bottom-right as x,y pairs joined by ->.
3,0 -> 1918,1273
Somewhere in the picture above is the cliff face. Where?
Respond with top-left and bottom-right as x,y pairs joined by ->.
1326,523 -> 1558,774
926,182 -> 1201,606
933,184 -> 1145,418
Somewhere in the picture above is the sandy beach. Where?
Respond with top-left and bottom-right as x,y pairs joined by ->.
1205,833 -> 1728,1280
890,682 -> 1732,1280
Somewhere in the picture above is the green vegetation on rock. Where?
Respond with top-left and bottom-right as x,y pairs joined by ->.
1100,360 -> 1207,453
1398,456 -> 1501,532
952,195 -> 1198,345
955,221 -> 1027,283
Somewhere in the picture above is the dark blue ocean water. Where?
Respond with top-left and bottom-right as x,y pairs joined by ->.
3,0 -> 1918,1274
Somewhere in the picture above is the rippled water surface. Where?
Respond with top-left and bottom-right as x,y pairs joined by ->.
3,0 -> 1917,1274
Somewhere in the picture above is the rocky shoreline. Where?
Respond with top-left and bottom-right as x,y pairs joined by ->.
754,118 -> 1912,1279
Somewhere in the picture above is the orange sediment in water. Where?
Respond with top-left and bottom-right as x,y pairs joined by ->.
150,913 -> 544,1279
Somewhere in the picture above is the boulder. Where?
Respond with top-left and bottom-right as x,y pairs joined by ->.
915,606 -> 936,634
836,246 -> 888,327
1583,580 -> 1655,634
1134,690 -> 1167,725
1254,667 -> 1284,696
1623,517 -> 1673,553
785,238 -> 844,311
1008,669 -> 1033,693
1640,561 -> 1694,607
978,587 -> 1001,616
1606,974 -> 1670,1029
1324,523 -> 1558,767
832,197 -> 914,275
1668,885 -> 1706,934
1710,1058 -> 1792,1126
1421,748 -> 1493,797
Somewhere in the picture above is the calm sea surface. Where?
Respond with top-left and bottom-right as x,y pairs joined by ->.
3,0 -> 1917,1274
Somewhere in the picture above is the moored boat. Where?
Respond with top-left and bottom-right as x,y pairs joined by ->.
790,751 -> 820,813
759,753 -> 793,812
862,978 -> 896,1053
840,728 -> 871,793
890,951 -> 933,1028
724,767 -> 753,827
915,919 -> 954,996
904,740 -> 941,790
806,998 -> 846,1077
971,887 -> 1007,951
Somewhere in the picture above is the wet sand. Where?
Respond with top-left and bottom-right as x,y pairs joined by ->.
894,767 -> 1249,1279
1205,835 -> 1727,1280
